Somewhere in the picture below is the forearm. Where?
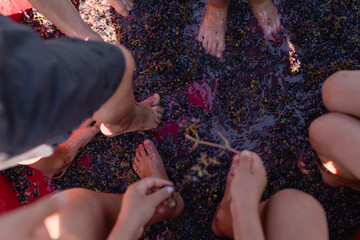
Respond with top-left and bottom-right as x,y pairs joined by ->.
232,203 -> 265,240
107,217 -> 142,240
28,0 -> 103,41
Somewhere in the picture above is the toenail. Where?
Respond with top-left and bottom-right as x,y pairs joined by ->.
144,139 -> 152,145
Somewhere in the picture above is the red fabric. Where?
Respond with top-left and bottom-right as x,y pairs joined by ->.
0,0 -> 32,22
0,174 -> 21,213
351,229 -> 360,240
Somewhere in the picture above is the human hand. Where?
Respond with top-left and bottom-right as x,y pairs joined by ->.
230,150 -> 267,210
0,193 -> 67,240
109,177 -> 174,240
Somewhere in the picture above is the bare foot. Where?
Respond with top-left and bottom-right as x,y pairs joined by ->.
133,139 -> 184,219
100,94 -> 163,137
23,118 -> 100,179
107,0 -> 133,16
211,154 -> 237,238
197,1 -> 229,58
212,151 -> 267,238
320,167 -> 360,191
249,0 -> 281,40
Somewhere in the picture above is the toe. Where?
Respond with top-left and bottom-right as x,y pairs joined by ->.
156,112 -> 163,120
198,28 -> 205,42
211,42 -> 218,56
217,42 -> 225,58
153,105 -> 163,112
143,139 -> 156,155
138,144 -> 147,157
133,157 -> 139,169
202,35 -> 209,51
135,147 -> 142,159
147,93 -> 161,106
238,150 -> 251,172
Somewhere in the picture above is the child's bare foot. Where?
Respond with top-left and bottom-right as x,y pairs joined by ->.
212,151 -> 267,237
107,0 -> 133,16
197,1 -> 229,58
22,118 -> 100,179
249,0 -> 281,40
101,94 -> 163,137
133,139 -> 184,219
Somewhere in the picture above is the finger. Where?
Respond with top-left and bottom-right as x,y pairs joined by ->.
22,194 -> 67,231
137,177 -> 173,193
148,186 -> 174,207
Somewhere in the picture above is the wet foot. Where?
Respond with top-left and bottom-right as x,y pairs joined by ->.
23,118 -> 100,179
107,0 -> 133,16
133,139 -> 184,219
101,94 -> 163,137
197,2 -> 229,58
249,0 -> 281,40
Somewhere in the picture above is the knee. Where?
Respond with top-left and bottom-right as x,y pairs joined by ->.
322,70 -> 349,111
115,44 -> 135,76
59,188 -> 99,211
309,113 -> 345,152
309,114 -> 329,152
268,189 -> 326,219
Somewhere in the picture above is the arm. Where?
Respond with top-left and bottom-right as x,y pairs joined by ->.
27,0 -> 103,41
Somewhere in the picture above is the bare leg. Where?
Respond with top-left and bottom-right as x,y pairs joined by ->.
248,0 -> 281,39
93,45 -> 163,137
132,139 -> 184,223
45,189 -> 121,240
308,70 -> 360,190
262,189 -> 328,240
309,113 -> 360,190
21,118 -> 100,179
322,70 -> 360,117
28,0 -> 103,41
198,0 -> 229,58
212,153 -> 328,239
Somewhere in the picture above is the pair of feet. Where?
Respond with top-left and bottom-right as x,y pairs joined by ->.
133,140 -> 267,236
24,94 -> 163,179
198,0 -> 281,58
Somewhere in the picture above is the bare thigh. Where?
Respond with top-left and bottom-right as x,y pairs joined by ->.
260,189 -> 328,240
309,112 -> 360,181
322,70 -> 360,117
54,189 -> 123,240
